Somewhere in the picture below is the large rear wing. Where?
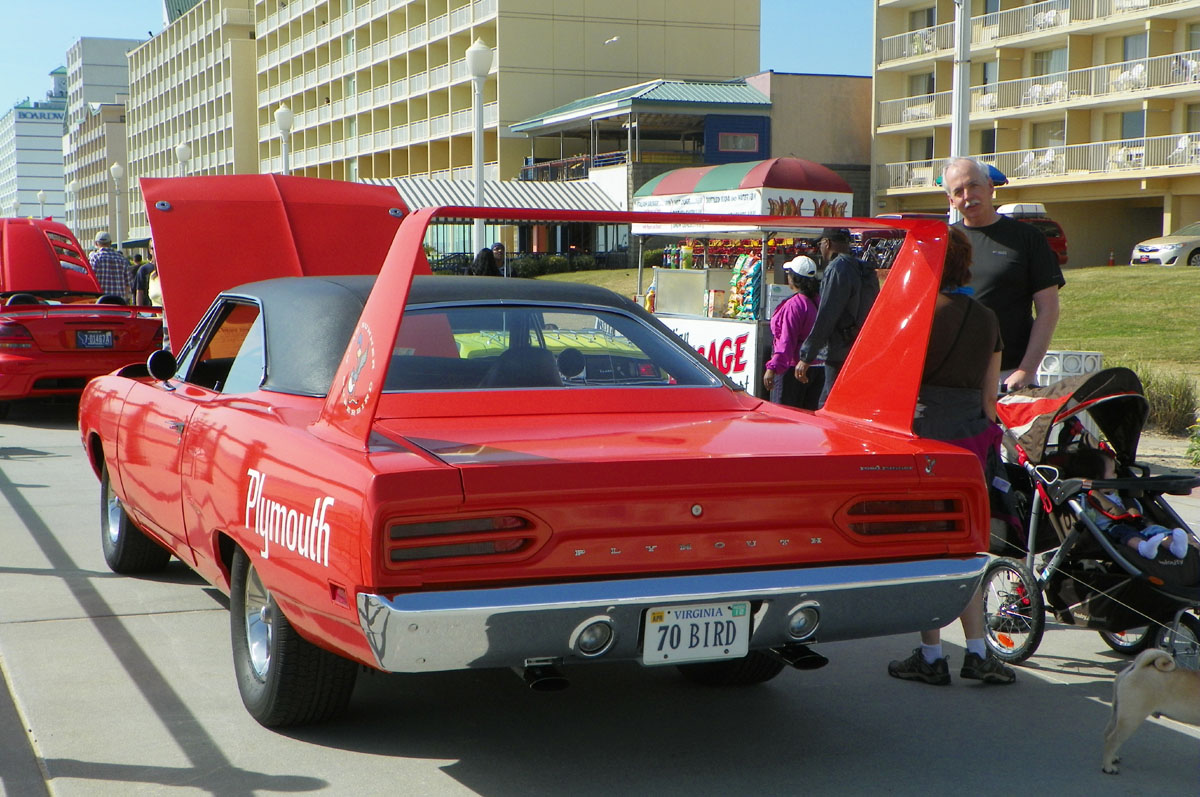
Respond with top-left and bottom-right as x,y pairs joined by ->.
309,206 -> 949,451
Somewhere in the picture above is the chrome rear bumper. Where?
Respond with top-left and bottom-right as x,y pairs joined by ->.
357,556 -> 988,673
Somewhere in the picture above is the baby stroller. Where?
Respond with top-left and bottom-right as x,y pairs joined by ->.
983,367 -> 1200,667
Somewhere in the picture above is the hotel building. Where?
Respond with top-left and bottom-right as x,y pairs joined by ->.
125,0 -> 258,240
0,70 -> 67,221
64,37 -> 145,241
874,0 -> 1200,265
250,0 -> 759,183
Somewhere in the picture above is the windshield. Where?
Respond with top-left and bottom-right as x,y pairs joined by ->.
1170,222 -> 1200,236
384,304 -> 722,391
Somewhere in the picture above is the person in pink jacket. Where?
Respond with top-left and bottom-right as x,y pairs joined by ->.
763,255 -> 822,409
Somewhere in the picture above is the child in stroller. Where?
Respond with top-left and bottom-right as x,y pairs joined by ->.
1066,447 -> 1190,561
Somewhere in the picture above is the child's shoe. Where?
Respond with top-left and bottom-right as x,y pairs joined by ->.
1169,529 -> 1189,559
1138,532 -> 1167,559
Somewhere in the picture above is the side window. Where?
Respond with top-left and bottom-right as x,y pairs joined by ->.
178,301 -> 262,392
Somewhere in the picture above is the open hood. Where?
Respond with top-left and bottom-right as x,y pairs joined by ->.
141,175 -> 408,349
0,217 -> 97,294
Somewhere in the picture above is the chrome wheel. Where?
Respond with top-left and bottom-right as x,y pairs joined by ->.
242,563 -> 273,680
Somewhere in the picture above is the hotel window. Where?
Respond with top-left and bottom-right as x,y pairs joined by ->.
1189,24 -> 1200,53
909,7 -> 935,31
981,61 -> 997,89
1032,120 -> 1064,148
1186,103 -> 1200,133
1032,48 -> 1067,77
1123,33 -> 1147,63
982,0 -> 1000,13
1121,110 -> 1144,140
980,128 -> 996,154
907,136 -> 934,161
908,72 -> 935,97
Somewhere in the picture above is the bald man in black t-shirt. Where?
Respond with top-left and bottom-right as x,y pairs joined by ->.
941,157 -> 1065,392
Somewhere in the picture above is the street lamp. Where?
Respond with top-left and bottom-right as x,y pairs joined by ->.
274,105 -> 293,174
109,163 -> 124,252
36,189 -> 46,218
465,38 -> 494,255
175,142 -> 192,176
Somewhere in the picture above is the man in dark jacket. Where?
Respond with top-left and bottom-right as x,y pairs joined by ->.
794,228 -> 879,407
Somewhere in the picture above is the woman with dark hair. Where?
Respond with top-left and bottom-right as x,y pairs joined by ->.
887,225 -> 1017,687
469,247 -> 501,276
763,255 -> 823,409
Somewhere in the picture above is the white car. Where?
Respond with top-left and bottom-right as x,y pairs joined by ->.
1130,221 -> 1200,266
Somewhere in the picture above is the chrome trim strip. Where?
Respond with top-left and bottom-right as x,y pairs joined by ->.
356,556 -> 988,672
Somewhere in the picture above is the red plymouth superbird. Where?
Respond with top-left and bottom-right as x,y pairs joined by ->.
79,175 -> 988,727
0,217 -> 162,417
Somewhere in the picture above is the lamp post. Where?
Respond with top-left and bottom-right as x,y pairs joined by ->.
109,163 -> 124,251
175,142 -> 192,177
274,105 -> 293,174
465,38 -> 494,255
36,189 -> 46,218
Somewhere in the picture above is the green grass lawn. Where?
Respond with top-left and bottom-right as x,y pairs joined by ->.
543,263 -> 1200,385
1053,265 -> 1200,386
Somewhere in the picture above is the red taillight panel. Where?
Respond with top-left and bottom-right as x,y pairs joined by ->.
384,515 -> 546,568
0,322 -> 35,349
844,497 -> 968,536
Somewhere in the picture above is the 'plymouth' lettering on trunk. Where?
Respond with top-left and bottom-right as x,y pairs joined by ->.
245,468 -> 334,567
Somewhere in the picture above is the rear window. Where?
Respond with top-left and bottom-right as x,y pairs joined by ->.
385,304 -> 721,391
1026,219 -> 1063,238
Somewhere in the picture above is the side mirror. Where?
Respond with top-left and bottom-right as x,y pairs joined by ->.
147,348 -> 178,383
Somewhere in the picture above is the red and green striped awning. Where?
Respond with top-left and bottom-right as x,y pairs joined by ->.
634,157 -> 851,197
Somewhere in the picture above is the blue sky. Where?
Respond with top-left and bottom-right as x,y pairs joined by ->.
0,0 -> 874,111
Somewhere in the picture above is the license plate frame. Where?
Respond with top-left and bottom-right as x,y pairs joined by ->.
76,330 -> 113,349
641,600 -> 751,666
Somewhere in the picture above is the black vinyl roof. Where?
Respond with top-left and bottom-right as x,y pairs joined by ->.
222,275 -> 643,397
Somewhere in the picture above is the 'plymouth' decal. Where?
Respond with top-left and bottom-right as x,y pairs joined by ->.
245,468 -> 334,567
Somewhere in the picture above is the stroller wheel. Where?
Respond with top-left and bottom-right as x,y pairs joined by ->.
982,558 -> 1044,664
1099,627 -> 1154,656
1154,613 -> 1200,670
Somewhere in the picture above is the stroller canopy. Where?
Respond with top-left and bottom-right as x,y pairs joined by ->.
996,367 -> 1149,465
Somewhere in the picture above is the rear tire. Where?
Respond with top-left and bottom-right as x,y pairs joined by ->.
1099,626 -> 1154,656
981,558 -> 1045,664
229,548 -> 357,726
100,462 -> 170,574
676,651 -> 786,686
1154,613 -> 1200,669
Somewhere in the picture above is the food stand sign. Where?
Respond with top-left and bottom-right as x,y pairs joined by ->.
659,315 -> 761,392
631,187 -> 850,235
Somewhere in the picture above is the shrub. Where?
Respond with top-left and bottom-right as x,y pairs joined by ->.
1112,360 -> 1198,436
544,255 -> 570,274
1188,423 -> 1200,466
508,256 -> 544,279
643,248 -> 664,269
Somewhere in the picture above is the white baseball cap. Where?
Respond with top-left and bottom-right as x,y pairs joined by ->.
783,255 -> 817,278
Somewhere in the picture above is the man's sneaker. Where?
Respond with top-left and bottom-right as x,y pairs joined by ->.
887,648 -> 950,685
960,651 -> 1016,684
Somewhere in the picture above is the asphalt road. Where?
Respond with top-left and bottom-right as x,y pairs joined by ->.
1,400 -> 1197,796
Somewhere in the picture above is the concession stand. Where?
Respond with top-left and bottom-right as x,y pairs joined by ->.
631,157 -> 854,396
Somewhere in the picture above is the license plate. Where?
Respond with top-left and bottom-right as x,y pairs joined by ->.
641,600 -> 751,665
76,330 -> 113,349
1139,256 -> 1150,262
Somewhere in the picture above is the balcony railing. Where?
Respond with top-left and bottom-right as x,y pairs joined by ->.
880,132 -> 1200,191
879,49 -> 1200,127
878,21 -> 955,63
880,0 -> 1200,65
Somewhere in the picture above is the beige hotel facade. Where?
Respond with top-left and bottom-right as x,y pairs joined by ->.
874,0 -> 1200,266
122,0 -> 758,240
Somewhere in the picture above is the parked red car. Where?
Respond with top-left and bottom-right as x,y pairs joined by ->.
79,175 -> 990,727
0,217 -> 163,418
